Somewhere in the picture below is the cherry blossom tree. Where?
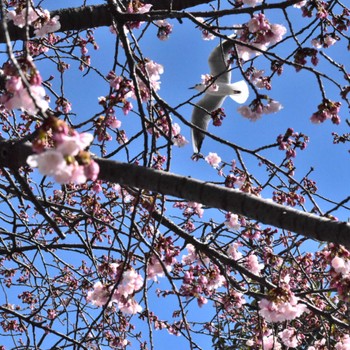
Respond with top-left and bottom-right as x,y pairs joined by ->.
0,0 -> 349,349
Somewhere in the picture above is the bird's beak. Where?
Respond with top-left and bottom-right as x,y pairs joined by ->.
189,85 -> 196,90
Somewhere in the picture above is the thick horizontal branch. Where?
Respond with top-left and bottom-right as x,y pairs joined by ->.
0,0 -> 301,43
96,158 -> 350,246
0,139 -> 349,246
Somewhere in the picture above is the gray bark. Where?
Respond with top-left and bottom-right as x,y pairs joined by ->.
0,139 -> 349,246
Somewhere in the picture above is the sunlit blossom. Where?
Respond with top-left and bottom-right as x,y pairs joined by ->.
205,152 -> 222,168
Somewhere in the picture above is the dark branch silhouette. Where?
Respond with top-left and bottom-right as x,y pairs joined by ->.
0,139 -> 348,245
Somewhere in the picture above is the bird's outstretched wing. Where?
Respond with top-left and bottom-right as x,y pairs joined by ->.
208,38 -> 234,83
191,95 -> 226,154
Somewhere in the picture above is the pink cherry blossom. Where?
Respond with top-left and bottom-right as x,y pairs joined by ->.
155,20 -> 173,40
311,38 -> 322,48
279,327 -> 299,348
248,14 -> 271,33
27,128 -> 97,184
56,132 -> 94,156
68,162 -> 88,184
132,60 -> 164,102
27,150 -> 66,177
51,163 -> 74,184
84,160 -> 100,181
249,69 -> 267,89
172,123 -> 189,147
118,299 -> 143,314
237,105 -> 263,121
34,11 -> 61,37
86,281 -> 110,307
181,244 -> 196,264
197,295 -> 208,307
245,253 -> 264,275
147,258 -> 166,281
262,334 -> 282,350
5,76 -> 23,92
108,116 -> 122,128
235,14 -> 287,61
332,256 -> 350,275
3,84 -> 49,115
145,60 -> 164,81
269,24 -> 287,45
324,35 -> 337,47
264,100 -> 283,114
335,334 -> 350,350
7,7 -> 39,28
227,242 -> 243,260
225,213 -> 241,230
205,152 -> 222,168
118,268 -> 144,297
259,293 -> 308,322
307,338 -> 326,350
87,267 -> 143,315
127,2 -> 152,14
196,17 -> 216,40
92,182 -> 103,193
185,201 -> 204,218
201,74 -> 219,92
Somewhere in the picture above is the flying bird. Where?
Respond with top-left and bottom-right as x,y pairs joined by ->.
190,38 -> 249,155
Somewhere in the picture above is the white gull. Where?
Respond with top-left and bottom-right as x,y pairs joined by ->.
190,37 -> 249,154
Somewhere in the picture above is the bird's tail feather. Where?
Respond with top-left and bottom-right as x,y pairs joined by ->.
229,80 -> 249,104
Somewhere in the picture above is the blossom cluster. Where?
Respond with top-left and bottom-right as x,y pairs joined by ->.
27,118 -> 99,184
7,6 -> 61,37
237,98 -> 282,121
224,213 -> 241,230
155,20 -> 173,40
310,99 -> 341,124
258,275 -> 308,322
330,251 -> 350,302
171,123 -> 188,147
87,262 -> 143,314
233,13 -> 287,61
136,59 -> 164,102
211,107 -> 226,126
246,68 -> 271,90
276,127 -> 309,159
96,72 -> 134,141
228,242 -> 264,274
176,201 -> 204,219
181,244 -> 225,307
294,47 -> 319,70
146,104 -> 188,147
109,1 -> 152,32
0,57 -> 48,115
195,17 -> 217,40
312,34 -> 338,49
272,190 -> 305,207
147,236 -> 179,281
250,327 -> 302,349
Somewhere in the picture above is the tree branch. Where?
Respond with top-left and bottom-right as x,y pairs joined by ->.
0,139 -> 349,246
0,0 -> 302,43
